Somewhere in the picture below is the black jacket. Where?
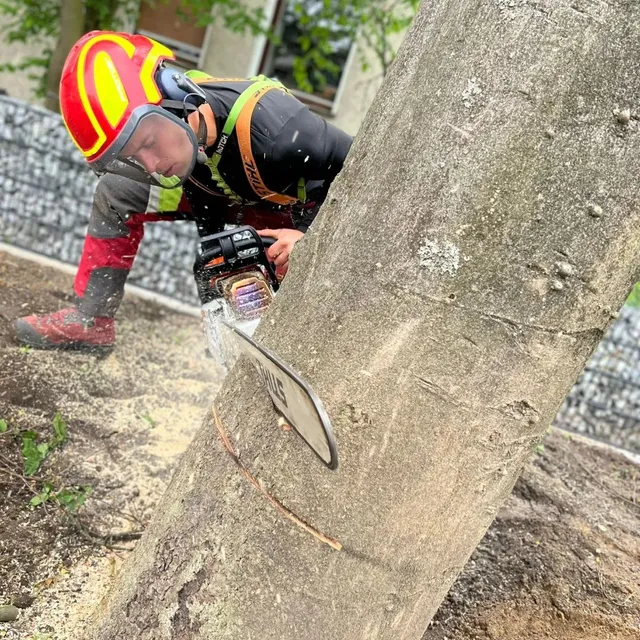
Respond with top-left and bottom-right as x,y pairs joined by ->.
183,79 -> 353,231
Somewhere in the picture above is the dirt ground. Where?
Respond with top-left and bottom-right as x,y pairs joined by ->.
424,433 -> 640,640
0,251 -> 638,640
0,250 -> 221,639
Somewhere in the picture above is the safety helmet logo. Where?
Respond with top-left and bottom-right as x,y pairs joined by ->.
93,51 -> 129,128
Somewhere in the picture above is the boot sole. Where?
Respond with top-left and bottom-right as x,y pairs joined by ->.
14,319 -> 115,354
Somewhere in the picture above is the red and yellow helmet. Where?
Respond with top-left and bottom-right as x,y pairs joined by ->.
60,31 -> 201,188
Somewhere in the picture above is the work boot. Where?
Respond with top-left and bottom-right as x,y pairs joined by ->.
14,307 -> 115,352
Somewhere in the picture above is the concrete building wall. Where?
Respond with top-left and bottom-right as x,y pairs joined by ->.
198,0 -> 277,78
327,46 -> 384,136
198,26 -> 260,79
328,30 -> 406,135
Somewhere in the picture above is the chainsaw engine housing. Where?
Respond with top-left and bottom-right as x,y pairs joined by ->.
193,226 -> 278,367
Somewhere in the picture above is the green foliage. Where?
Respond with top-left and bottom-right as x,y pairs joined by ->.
0,0 -> 63,97
52,411 -> 68,445
625,282 -> 640,307
283,0 -> 420,95
29,481 -> 55,506
11,412 -> 91,511
0,0 -> 140,98
20,412 -> 68,476
0,0 -> 59,42
0,0 -> 419,103
54,485 -> 92,510
0,419 -> 8,433
30,482 -> 92,510
21,430 -> 48,476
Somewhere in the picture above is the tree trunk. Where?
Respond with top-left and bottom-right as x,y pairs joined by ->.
91,1 -> 640,638
45,0 -> 84,112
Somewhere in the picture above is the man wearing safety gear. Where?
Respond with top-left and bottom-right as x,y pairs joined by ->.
15,31 -> 352,351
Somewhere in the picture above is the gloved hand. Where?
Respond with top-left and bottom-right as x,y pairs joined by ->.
257,228 -> 304,277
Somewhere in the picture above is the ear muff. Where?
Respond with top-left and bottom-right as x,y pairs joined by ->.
155,66 -> 209,152
155,66 -> 207,106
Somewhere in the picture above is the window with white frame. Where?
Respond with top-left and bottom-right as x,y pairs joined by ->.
259,0 -> 355,115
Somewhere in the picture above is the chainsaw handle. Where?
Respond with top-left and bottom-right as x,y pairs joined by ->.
260,235 -> 277,250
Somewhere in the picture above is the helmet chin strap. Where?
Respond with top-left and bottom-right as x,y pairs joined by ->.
195,111 -> 208,164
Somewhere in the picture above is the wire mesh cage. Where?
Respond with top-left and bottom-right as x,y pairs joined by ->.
554,305 -> 640,454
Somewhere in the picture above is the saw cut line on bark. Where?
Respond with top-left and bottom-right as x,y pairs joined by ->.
387,285 -> 608,337
212,404 -> 342,551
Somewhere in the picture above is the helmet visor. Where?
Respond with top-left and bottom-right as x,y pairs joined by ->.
91,109 -> 197,189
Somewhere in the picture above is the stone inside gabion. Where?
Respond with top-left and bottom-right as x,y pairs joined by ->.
554,305 -> 640,455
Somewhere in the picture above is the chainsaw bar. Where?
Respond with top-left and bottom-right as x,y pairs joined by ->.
221,320 -> 338,470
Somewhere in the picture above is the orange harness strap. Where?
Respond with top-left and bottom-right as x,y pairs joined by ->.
188,73 -> 305,205
235,84 -> 298,206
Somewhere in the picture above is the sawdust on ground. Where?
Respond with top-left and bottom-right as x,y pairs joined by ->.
0,251 -> 222,639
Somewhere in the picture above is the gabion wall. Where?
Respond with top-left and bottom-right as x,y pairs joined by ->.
0,95 -> 200,303
0,96 -> 638,453
554,306 -> 640,454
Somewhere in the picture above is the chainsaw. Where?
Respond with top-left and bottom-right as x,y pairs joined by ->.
192,224 -> 339,469
193,225 -> 279,368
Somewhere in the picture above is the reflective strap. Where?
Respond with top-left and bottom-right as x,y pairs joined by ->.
200,76 -> 305,205
235,82 -> 300,206
204,156 -> 243,202
211,78 -> 274,171
297,177 -> 306,203
158,185 -> 184,211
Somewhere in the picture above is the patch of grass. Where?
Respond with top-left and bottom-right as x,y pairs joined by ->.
140,413 -> 157,428
21,412 -> 68,476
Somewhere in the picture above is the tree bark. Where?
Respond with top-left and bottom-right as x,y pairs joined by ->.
45,0 -> 84,112
91,0 -> 640,638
